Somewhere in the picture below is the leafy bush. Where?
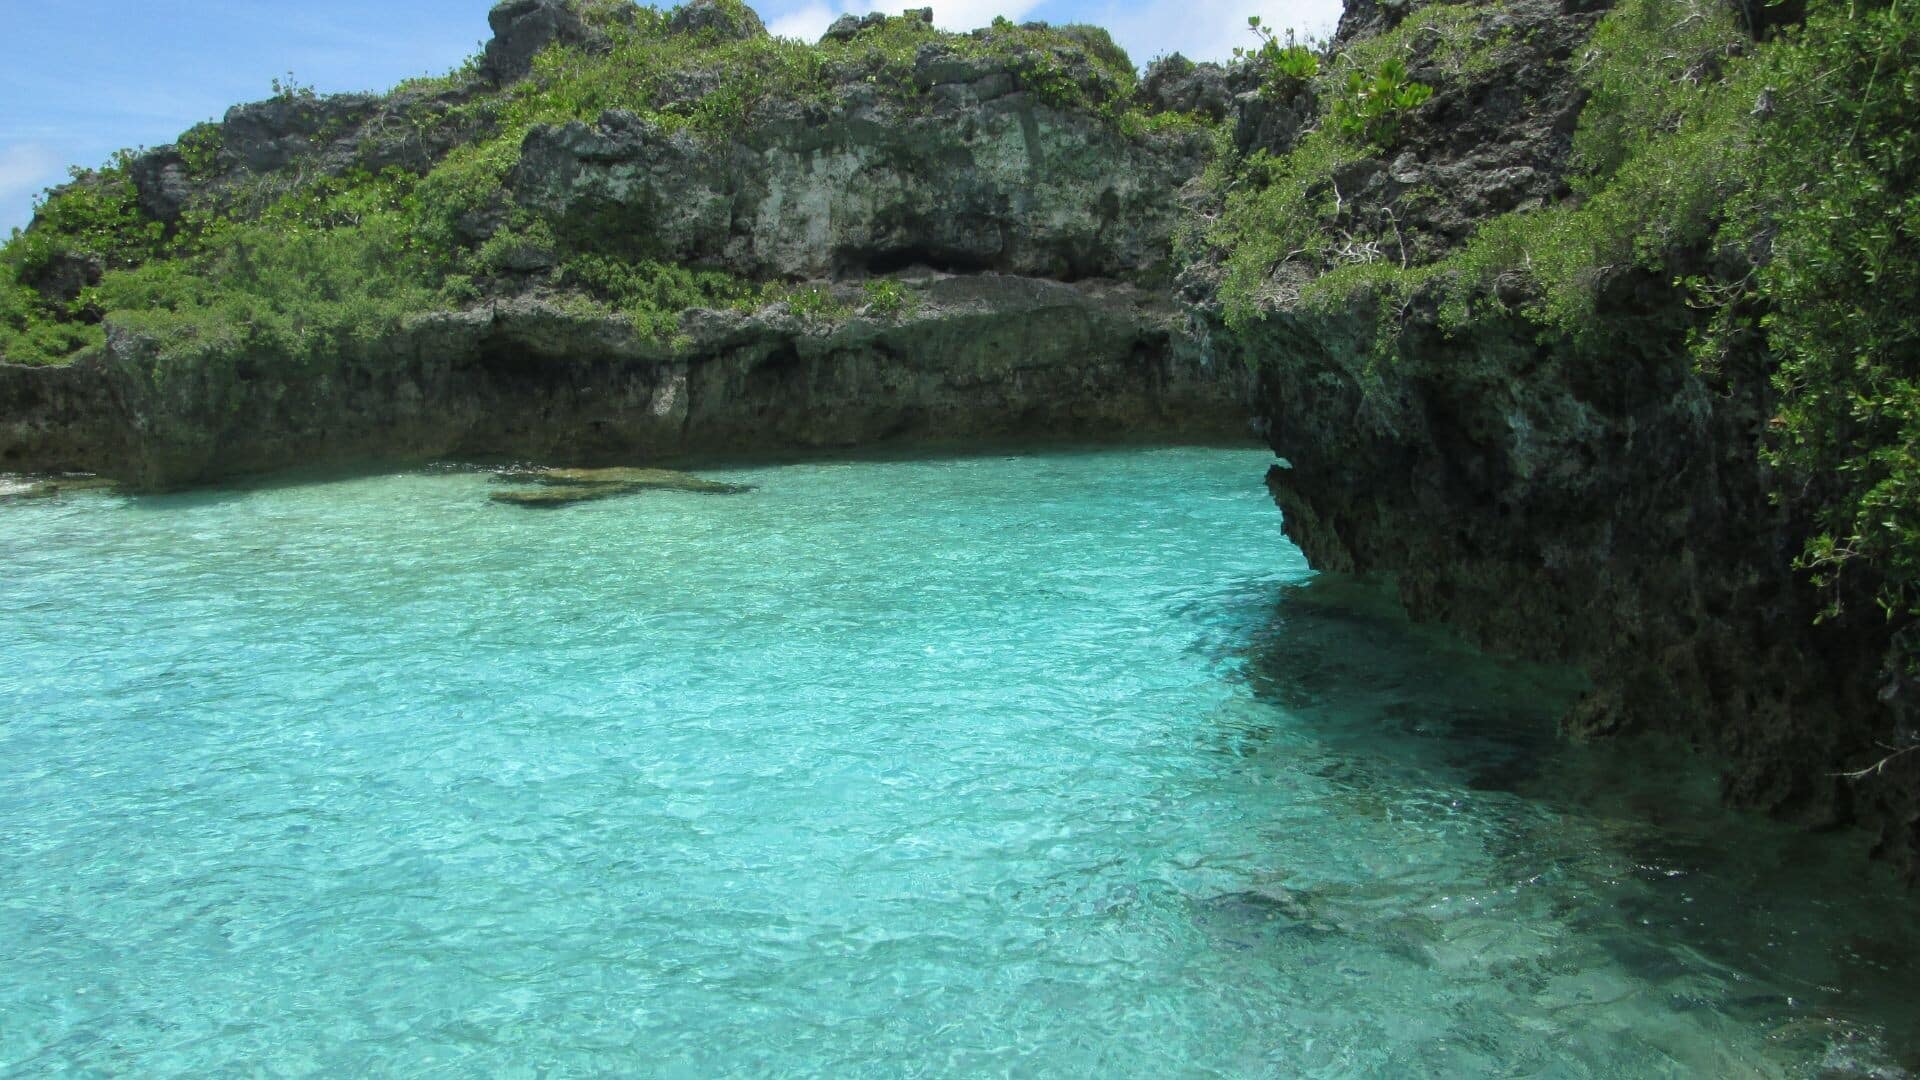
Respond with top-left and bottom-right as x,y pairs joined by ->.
783,285 -> 851,322
0,274 -> 104,365
1737,0 -> 1920,625
556,253 -> 756,338
8,161 -> 167,281
1330,60 -> 1433,147
861,278 -> 917,319
176,123 -> 226,179
1211,133 -> 1363,327
1233,17 -> 1319,96
85,206 -> 439,375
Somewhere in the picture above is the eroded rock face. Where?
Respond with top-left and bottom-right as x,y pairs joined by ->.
127,149 -> 194,224
1186,0 -> 1920,879
511,79 -> 1205,282
483,0 -> 603,83
0,275 -> 1250,489
667,0 -> 767,41
221,93 -> 384,173
127,84 -> 487,225
1140,56 -> 1232,122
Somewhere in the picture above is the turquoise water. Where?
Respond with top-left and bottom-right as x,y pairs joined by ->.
1,448 -> 1915,1077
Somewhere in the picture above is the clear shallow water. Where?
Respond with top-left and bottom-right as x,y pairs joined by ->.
0,447 -> 1915,1077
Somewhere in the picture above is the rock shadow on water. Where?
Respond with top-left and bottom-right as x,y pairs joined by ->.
1236,574 -> 1582,794
1222,573 -> 1920,1074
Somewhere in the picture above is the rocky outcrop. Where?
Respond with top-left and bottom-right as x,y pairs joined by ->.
1139,56 -> 1233,122
1218,286 -> 1913,870
823,9 -> 932,43
483,0 -> 606,83
667,0 -> 767,41
1183,0 -> 1920,878
509,76 -> 1205,283
125,84 -> 489,226
0,275 -> 1249,489
7,1 -> 1243,488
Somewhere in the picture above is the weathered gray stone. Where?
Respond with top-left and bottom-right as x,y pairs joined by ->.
509,70 -> 1207,283
20,251 -> 103,307
1140,55 -> 1232,121
0,276 -> 1249,490
127,149 -> 196,224
667,0 -> 768,41
220,93 -> 382,173
482,0 -> 602,84
821,12 -> 887,41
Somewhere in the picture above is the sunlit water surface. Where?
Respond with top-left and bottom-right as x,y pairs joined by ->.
1,448 -> 1916,1077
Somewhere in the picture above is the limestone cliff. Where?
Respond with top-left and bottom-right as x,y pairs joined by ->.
1181,0 -> 1920,879
0,0 -> 1247,485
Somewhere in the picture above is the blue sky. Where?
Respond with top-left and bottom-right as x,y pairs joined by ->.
0,0 -> 1342,235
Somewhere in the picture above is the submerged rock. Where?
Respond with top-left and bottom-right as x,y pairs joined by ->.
497,466 -> 754,494
490,485 -> 631,507
490,465 -> 754,507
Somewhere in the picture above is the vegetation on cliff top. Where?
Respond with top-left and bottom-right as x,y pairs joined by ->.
0,0 -> 1173,371
1210,0 -> 1920,646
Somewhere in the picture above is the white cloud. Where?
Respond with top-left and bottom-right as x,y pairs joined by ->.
0,144 -> 63,206
0,143 -> 68,235
763,0 -> 1047,41
759,0 -> 1340,59
1092,0 -> 1345,65
769,2 -> 839,40
915,0 -> 1048,31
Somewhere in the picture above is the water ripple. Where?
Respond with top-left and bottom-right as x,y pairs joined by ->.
0,449 -> 1914,1077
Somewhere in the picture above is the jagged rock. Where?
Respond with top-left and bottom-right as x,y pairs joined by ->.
822,13 -> 886,42
220,93 -> 382,173
823,8 -> 934,42
482,0 -> 601,84
1336,0 -> 1419,40
1139,55 -> 1232,121
510,62 -> 1204,282
667,0 -> 767,41
127,149 -> 195,225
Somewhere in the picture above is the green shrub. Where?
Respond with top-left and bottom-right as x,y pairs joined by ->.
556,253 -> 756,338
1736,0 -> 1920,626
1330,59 -> 1433,147
85,209 -> 437,375
783,284 -> 851,322
1233,17 -> 1319,96
177,123 -> 226,179
8,161 -> 166,280
0,272 -> 104,364
861,278 -> 917,319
